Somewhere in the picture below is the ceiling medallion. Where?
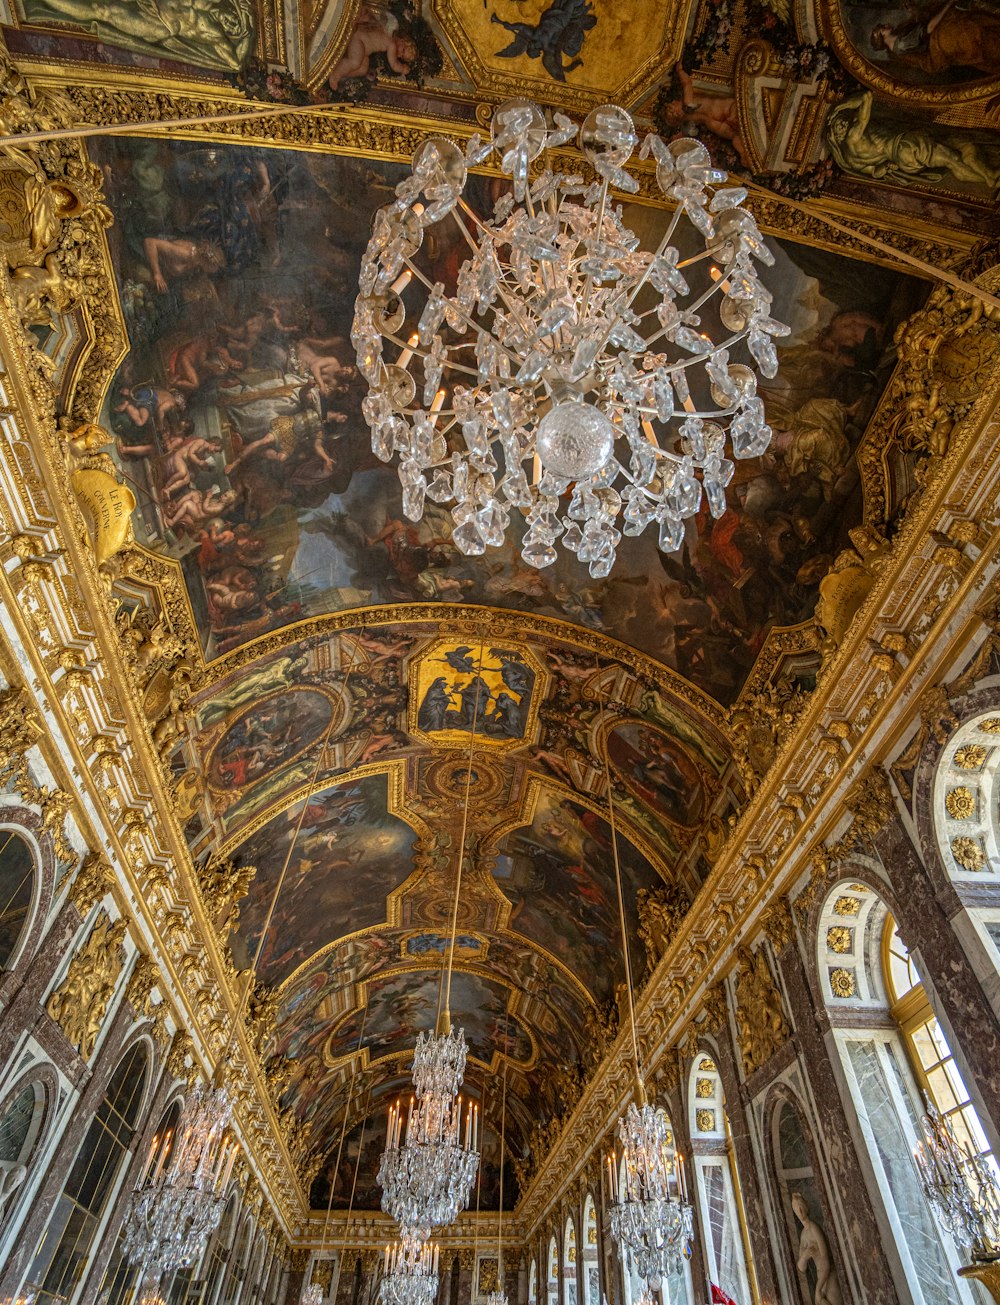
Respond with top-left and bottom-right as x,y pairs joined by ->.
353,98 -> 784,576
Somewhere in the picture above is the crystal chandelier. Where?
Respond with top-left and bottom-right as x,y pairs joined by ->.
121,1082 -> 237,1280
915,1102 -> 1000,1263
607,1100 -> 693,1287
354,98 -> 784,576
301,1283 -> 326,1305
379,1235 -> 440,1305
378,1027 -> 480,1237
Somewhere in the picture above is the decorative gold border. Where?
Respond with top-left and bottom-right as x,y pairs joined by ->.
817,0 -> 1000,108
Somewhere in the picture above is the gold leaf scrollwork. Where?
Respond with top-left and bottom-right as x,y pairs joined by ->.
46,911 -> 127,1060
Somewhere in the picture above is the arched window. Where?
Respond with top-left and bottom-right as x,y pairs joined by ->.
0,1079 -> 46,1221
818,880 -> 985,1304
581,1196 -> 598,1305
547,1236 -> 559,1305
202,1191 -> 239,1305
0,831 -> 36,972
528,1258 -> 537,1305
563,1216 -> 577,1305
99,1099 -> 182,1305
687,1056 -> 752,1305
27,1041 -> 149,1305
221,1210 -> 253,1305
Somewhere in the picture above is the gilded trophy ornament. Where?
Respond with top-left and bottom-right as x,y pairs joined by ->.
46,911 -> 127,1059
733,948 -> 790,1076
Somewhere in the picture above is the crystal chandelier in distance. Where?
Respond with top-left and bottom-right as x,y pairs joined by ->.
354,97 -> 785,577
379,1235 -> 440,1305
120,1082 -> 237,1281
378,1024 -> 480,1239
607,1099 -> 693,1287
915,1102 -> 1000,1264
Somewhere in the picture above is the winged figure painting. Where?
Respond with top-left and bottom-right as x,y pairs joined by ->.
491,0 -> 597,81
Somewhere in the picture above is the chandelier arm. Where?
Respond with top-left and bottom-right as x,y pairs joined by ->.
576,175 -> 611,326
399,255 -> 527,374
617,207 -> 685,318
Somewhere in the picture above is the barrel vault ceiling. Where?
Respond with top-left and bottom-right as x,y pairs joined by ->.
4,0 -> 996,1215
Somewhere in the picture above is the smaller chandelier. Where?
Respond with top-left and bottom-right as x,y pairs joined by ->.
380,1236 -> 440,1305
121,1083 -> 237,1279
354,97 -> 785,577
608,1101 -> 693,1287
379,1026 -> 479,1237
486,1291 -> 508,1305
915,1102 -> 1000,1263
301,1284 -> 326,1305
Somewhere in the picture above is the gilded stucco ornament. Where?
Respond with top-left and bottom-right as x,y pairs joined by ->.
955,744 -> 988,770
68,850 -> 114,914
636,883 -> 692,972
827,926 -> 852,954
126,952 -> 160,1018
733,947 -> 790,1076
727,675 -> 811,794
46,911 -> 127,1059
952,836 -> 986,872
946,786 -> 977,820
829,967 -> 856,998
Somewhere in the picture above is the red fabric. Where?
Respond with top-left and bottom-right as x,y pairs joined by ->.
710,1287 -> 738,1305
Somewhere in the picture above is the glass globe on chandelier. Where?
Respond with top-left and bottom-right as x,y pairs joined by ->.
353,97 -> 785,577
379,1235 -> 441,1305
120,1080 -> 237,1282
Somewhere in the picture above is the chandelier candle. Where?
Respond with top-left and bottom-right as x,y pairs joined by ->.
354,98 -> 785,576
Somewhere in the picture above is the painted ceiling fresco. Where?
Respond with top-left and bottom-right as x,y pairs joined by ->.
12,0 -> 992,1210
92,134 -> 924,701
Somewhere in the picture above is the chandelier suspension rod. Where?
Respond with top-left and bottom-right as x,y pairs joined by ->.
495,1012 -> 509,1277
232,632 -> 362,1042
440,635 -> 486,1033
595,660 -> 643,1100
320,1004 -> 370,1248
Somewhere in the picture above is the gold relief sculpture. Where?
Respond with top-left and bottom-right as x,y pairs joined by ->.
762,898 -> 795,953
945,786 -> 977,820
733,948 -> 790,1077
698,1056 -> 717,1072
829,967 -> 857,998
827,926 -> 853,954
815,547 -> 882,654
636,883 -> 692,972
951,836 -> 986,872
0,683 -> 40,792
955,744 -> 988,770
478,1256 -> 500,1295
46,911 -> 127,1059
840,767 -> 895,852
695,1077 -> 714,1099
197,853 -> 258,930
980,719 -> 1000,735
68,850 -> 113,914
727,675 -> 811,794
696,1109 -> 716,1132
834,896 -> 861,917
126,953 -> 160,1018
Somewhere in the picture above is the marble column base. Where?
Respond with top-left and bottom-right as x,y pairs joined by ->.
959,1262 -> 1000,1302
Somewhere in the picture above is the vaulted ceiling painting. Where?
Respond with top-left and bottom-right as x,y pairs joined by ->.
5,0 -> 993,1215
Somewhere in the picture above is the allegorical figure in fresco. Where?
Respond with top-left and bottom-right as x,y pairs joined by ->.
870,1 -> 1000,79
826,91 -> 1000,190
491,0 -> 597,81
21,0 -> 255,70
792,1191 -> 843,1305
